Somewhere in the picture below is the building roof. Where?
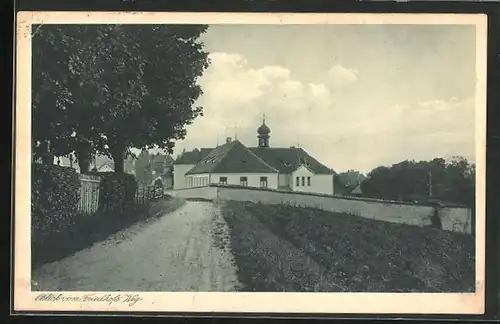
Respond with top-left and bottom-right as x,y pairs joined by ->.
351,183 -> 363,194
152,154 -> 174,164
174,148 -> 213,164
97,163 -> 114,172
186,140 -> 278,175
249,147 -> 335,175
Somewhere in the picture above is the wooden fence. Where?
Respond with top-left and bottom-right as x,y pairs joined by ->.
78,174 -> 101,214
135,183 -> 164,205
78,174 -> 164,213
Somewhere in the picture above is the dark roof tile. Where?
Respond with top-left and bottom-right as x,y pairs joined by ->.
249,147 -> 334,174
186,140 -> 278,175
174,148 -> 214,164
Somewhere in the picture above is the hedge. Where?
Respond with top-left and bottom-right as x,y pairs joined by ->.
31,163 -> 81,244
97,172 -> 138,213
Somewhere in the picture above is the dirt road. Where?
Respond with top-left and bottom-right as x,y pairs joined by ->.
32,201 -> 241,291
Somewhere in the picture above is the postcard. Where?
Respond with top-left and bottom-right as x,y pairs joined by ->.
14,11 -> 486,314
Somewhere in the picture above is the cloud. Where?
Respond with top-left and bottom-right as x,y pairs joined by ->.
335,97 -> 476,172
181,52 -> 357,145
327,64 -> 359,88
174,52 -> 474,174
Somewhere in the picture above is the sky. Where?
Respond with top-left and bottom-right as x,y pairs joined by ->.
168,24 -> 477,174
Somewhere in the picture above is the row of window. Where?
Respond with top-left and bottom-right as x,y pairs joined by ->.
188,175 -> 311,188
296,176 -> 311,187
188,176 -> 209,187
219,176 -> 269,188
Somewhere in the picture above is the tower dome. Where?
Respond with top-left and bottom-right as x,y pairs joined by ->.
257,122 -> 271,135
257,114 -> 271,148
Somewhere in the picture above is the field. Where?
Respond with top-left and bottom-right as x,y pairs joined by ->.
220,201 -> 475,292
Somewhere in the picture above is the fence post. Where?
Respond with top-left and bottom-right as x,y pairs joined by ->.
78,174 -> 101,215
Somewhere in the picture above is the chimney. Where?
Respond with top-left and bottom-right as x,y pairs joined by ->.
226,137 -> 232,143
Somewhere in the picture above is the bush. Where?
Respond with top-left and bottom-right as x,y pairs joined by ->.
98,172 -> 138,213
154,178 -> 163,188
31,163 -> 81,243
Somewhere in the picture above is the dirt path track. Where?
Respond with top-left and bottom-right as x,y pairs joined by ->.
33,201 -> 240,292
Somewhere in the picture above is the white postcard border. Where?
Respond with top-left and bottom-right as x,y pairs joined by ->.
14,11 -> 487,314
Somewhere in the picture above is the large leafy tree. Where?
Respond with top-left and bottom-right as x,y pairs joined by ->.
99,25 -> 209,173
32,25 -> 109,170
32,24 -> 210,173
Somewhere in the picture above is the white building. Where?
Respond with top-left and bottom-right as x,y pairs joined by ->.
173,118 -> 335,195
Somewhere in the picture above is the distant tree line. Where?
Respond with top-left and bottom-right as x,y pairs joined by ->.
32,24 -> 210,174
357,157 -> 475,207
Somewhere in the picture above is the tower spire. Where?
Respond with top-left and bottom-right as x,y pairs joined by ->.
257,115 -> 271,148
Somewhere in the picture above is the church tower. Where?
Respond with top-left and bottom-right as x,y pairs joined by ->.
257,114 -> 271,148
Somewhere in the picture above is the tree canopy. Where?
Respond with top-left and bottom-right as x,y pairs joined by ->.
32,24 -> 210,173
360,157 -> 475,207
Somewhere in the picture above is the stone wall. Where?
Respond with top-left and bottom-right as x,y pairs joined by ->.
170,185 -> 472,234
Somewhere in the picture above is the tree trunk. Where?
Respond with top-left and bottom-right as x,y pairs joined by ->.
41,151 -> 54,165
77,158 -> 91,174
75,142 -> 92,174
111,147 -> 125,173
38,140 -> 53,165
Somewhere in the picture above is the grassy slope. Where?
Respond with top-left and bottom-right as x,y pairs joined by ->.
220,201 -> 475,292
31,197 -> 186,269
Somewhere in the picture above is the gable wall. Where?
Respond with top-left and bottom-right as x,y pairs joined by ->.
291,166 -> 334,195
173,164 -> 196,189
278,174 -> 290,188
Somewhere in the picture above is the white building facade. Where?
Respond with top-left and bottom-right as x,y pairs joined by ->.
174,118 -> 335,195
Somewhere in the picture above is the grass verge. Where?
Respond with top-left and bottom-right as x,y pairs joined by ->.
31,196 -> 185,270
220,201 -> 474,292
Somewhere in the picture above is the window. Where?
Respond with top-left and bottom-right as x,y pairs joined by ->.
219,177 -> 227,185
296,176 -> 300,186
307,176 -> 311,186
301,176 -> 305,186
240,176 -> 248,186
260,176 -> 268,188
